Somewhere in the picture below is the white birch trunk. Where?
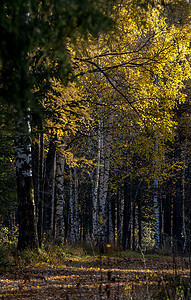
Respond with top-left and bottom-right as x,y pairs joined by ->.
108,196 -> 113,243
88,170 -> 98,240
74,167 -> 79,242
154,176 -> 160,252
95,39 -> 114,247
154,137 -> 160,252
55,149 -> 65,245
51,151 -> 56,237
15,111 -> 38,249
38,130 -> 44,247
183,153 -> 187,252
69,167 -> 75,243
99,112 -> 114,248
15,115 -> 32,178
117,186 -> 122,245
99,110 -> 105,246
127,180 -> 142,245
92,122 -> 101,240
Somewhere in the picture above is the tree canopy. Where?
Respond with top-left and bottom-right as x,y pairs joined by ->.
0,0 -> 191,254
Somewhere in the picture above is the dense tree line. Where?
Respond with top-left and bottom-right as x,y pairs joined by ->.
1,0 -> 191,254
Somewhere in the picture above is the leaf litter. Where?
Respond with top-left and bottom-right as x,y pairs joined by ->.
0,254 -> 190,299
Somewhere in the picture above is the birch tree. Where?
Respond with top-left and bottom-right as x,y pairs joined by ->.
74,167 -> 80,242
92,120 -> 101,241
98,111 -> 114,250
43,141 -> 56,238
15,112 -> 38,250
69,167 -> 75,243
55,148 -> 65,245
153,137 -> 160,252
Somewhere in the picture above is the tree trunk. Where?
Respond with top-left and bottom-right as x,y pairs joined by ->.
98,109 -> 105,252
15,113 -> 38,250
38,131 -> 44,248
74,167 -> 79,242
173,177 -> 182,252
108,191 -> 113,243
183,153 -> 187,252
154,137 -> 160,252
163,190 -> 171,249
138,197 -> 142,249
69,167 -> 75,243
132,202 -> 136,251
154,176 -> 160,252
51,151 -> 56,238
92,126 -> 100,241
31,140 -> 39,209
117,185 -> 122,246
55,149 -> 65,245
99,112 -> 113,251
122,177 -> 131,250
43,141 -> 56,238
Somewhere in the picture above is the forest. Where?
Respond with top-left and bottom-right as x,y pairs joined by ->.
1,0 -> 191,299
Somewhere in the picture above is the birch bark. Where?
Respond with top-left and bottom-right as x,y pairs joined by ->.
38,131 -> 44,248
15,112 -> 38,250
43,141 -> 56,238
117,185 -> 122,245
154,137 -> 160,252
182,153 -> 187,252
108,192 -> 113,243
74,167 -> 79,242
99,112 -> 113,250
69,167 -> 75,243
99,108 -> 105,250
92,120 -> 101,241
51,151 -> 56,238
154,176 -> 160,252
55,149 -> 65,245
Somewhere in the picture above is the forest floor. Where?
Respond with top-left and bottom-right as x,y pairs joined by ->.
0,248 -> 191,299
